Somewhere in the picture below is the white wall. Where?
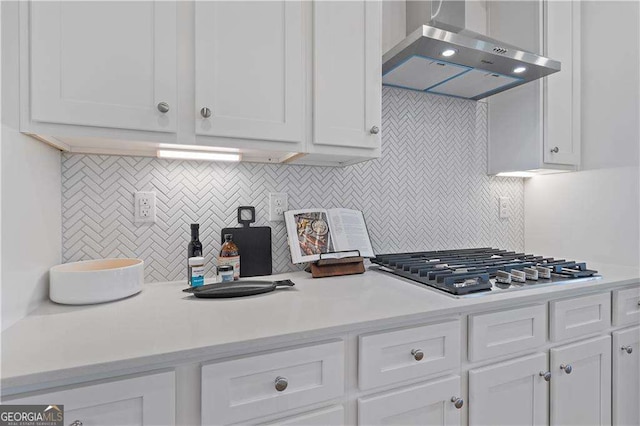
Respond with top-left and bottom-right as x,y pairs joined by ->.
1,2 -> 62,330
525,1 -> 640,267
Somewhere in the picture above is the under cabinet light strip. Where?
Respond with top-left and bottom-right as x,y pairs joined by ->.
495,171 -> 536,178
156,150 -> 241,162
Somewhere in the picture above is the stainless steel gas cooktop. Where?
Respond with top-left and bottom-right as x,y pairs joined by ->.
370,248 -> 601,298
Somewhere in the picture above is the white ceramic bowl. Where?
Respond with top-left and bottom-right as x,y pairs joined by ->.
49,258 -> 144,305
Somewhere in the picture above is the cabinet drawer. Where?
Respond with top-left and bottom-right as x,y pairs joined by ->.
357,375 -> 462,425
5,371 -> 175,426
201,341 -> 344,425
262,405 -> 344,425
468,304 -> 547,362
550,292 -> 611,341
358,320 -> 460,390
613,286 -> 640,326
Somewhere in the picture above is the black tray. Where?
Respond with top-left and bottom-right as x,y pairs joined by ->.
183,280 -> 294,298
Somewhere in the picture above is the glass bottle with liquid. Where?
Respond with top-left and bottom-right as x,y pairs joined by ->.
218,234 -> 240,280
187,224 -> 203,285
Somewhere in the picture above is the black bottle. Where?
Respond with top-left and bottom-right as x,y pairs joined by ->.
187,224 -> 203,282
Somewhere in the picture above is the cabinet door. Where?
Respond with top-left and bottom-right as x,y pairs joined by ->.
543,0 -> 581,166
262,405 -> 344,426
313,1 -> 381,150
613,326 -> 640,426
357,376 -> 462,425
5,371 -> 175,426
550,335 -> 611,426
29,1 -> 177,132
469,353 -> 548,426
195,1 -> 304,144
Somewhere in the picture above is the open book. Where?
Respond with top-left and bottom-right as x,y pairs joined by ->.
284,208 -> 375,264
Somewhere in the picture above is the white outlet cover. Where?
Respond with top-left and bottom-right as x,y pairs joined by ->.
269,192 -> 288,222
134,191 -> 156,223
499,196 -> 510,219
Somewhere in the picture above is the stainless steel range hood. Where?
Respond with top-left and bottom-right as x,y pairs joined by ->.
382,1 -> 561,100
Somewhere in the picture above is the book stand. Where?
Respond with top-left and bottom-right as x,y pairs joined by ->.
309,251 -> 365,278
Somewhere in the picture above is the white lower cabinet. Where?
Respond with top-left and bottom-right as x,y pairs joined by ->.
550,335 -> 611,426
262,405 -> 345,426
469,353 -> 548,426
613,326 -> 640,426
549,292 -> 611,342
358,320 -> 460,390
613,287 -> 640,326
5,371 -> 175,426
201,340 -> 344,425
468,304 -> 547,362
357,375 -> 462,426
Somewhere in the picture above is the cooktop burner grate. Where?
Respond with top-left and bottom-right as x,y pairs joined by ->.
371,248 -> 600,297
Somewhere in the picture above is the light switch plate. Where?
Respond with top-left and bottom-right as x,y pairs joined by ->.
134,191 -> 156,223
269,193 -> 288,222
499,196 -> 510,219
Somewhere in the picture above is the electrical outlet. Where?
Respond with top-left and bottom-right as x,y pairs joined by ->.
269,192 -> 288,221
499,196 -> 510,219
134,191 -> 156,223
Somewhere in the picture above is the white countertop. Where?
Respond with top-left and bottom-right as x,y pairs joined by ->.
2,263 -> 638,393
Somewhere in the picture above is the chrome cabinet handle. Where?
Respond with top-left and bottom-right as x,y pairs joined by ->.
157,102 -> 170,113
200,107 -> 212,118
370,126 -> 380,134
274,376 -> 288,392
451,396 -> 464,409
411,349 -> 424,361
70,421 -> 83,426
539,371 -> 551,382
550,146 -> 559,153
622,346 -> 634,354
560,364 -> 572,374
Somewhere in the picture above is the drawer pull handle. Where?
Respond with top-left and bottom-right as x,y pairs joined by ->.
370,126 -> 380,134
622,346 -> 634,354
411,349 -> 424,361
274,376 -> 288,392
560,364 -> 572,374
157,102 -> 170,113
70,421 -> 83,426
451,396 -> 464,409
539,371 -> 551,382
200,107 -> 212,118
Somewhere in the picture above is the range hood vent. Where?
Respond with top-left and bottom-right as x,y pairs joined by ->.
383,1 -> 561,100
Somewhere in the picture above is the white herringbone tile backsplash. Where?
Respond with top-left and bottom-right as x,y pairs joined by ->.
62,87 -> 524,282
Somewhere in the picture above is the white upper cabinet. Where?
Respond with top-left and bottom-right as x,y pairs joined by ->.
28,1 -> 177,133
488,0 -> 581,175
20,0 -> 381,165
543,0 -> 581,166
311,1 -> 381,152
194,1 -> 304,144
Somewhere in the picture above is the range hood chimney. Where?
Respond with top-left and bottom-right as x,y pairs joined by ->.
382,0 -> 560,100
